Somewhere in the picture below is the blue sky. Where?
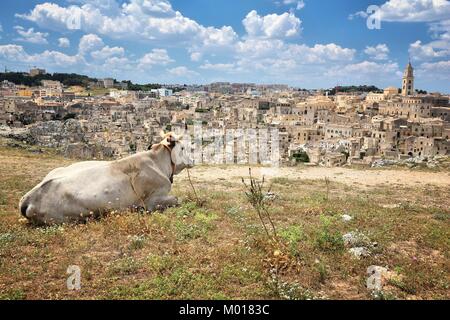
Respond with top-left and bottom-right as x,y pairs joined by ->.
0,0 -> 449,92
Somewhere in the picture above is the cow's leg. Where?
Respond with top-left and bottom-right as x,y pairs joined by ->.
155,195 -> 179,210
146,194 -> 178,212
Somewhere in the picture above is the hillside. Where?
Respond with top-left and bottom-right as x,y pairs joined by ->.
0,72 -> 98,88
0,72 -> 185,92
0,145 -> 449,300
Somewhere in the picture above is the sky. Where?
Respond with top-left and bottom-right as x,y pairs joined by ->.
0,0 -> 449,92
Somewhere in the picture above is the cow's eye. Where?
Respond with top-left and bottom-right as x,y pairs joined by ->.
181,147 -> 185,151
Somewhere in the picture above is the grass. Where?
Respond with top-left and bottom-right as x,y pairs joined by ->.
0,143 -> 449,300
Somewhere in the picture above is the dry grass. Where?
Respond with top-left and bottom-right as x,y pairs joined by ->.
0,144 -> 449,300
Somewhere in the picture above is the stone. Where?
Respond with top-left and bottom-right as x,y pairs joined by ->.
342,214 -> 353,222
264,192 -> 277,202
342,231 -> 371,248
349,247 -> 371,259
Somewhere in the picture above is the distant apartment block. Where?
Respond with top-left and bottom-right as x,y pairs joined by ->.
29,68 -> 46,77
152,88 -> 173,97
101,78 -> 115,89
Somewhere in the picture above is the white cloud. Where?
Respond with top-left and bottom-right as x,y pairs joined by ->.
200,62 -> 236,72
304,43 -> 356,62
91,46 -> 125,60
36,50 -> 80,66
429,19 -> 450,39
0,37 -> 166,78
200,40 -> 356,85
351,0 -> 450,22
349,0 -> 450,70
348,11 -> 368,20
17,0 -> 237,52
199,26 -> 237,47
58,37 -> 70,48
68,0 -> 122,15
0,44 -> 79,67
325,61 -> 401,83
407,17 -> 450,61
0,44 -> 29,61
0,40 -> 171,81
139,48 -> 174,68
296,0 -> 306,10
364,44 -> 390,60
409,39 -> 450,60
242,10 -> 301,39
103,56 -> 133,72
281,0 -> 305,10
376,0 -> 450,22
236,39 -> 355,63
14,26 -> 48,44
417,59 -> 450,80
190,52 -> 202,62
235,38 -> 284,58
78,34 -> 104,55
420,59 -> 450,70
168,66 -> 199,77
349,0 -> 450,23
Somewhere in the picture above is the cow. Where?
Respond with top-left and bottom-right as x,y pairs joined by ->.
19,131 -> 193,225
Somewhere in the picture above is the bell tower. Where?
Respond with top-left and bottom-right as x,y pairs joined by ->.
402,61 -> 414,96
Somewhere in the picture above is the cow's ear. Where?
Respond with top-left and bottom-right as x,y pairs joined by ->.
159,130 -> 166,138
160,138 -> 170,147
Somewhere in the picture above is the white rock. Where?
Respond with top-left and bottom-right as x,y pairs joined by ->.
349,247 -> 371,259
342,214 -> 353,222
342,231 -> 371,247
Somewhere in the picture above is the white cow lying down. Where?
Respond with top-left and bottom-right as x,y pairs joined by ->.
19,132 -> 193,225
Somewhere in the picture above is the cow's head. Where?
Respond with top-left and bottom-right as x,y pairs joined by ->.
160,131 -> 194,174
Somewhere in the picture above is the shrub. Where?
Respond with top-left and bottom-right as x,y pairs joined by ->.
315,216 -> 344,252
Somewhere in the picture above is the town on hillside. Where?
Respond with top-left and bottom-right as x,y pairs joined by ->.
0,63 -> 449,167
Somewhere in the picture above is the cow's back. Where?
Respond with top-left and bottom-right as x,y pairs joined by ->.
44,161 -> 110,181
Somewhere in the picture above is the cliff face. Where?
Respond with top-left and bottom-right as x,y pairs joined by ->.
1,120 -> 116,159
29,119 -> 86,148
1,121 -> 81,146
0,126 -> 35,144
62,142 -> 115,159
